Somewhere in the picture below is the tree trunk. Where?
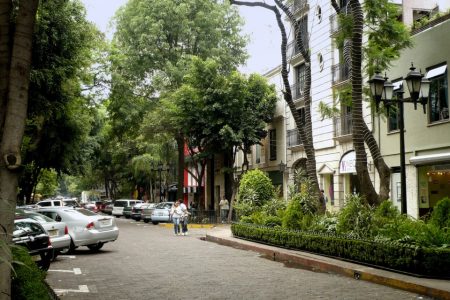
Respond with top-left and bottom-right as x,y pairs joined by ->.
0,1 -> 39,297
348,0 -> 378,205
175,134 -> 184,201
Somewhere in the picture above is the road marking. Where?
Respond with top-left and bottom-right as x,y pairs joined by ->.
54,285 -> 89,295
58,255 -> 76,259
48,268 -> 82,275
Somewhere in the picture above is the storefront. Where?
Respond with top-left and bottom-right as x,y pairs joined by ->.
411,153 -> 450,216
339,150 -> 360,197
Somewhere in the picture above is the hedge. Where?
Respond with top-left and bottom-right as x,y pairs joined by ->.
231,223 -> 450,278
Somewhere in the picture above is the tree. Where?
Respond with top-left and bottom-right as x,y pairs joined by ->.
0,0 -> 40,297
330,0 -> 411,204
229,0 -> 323,211
165,57 -> 277,211
110,0 -> 248,200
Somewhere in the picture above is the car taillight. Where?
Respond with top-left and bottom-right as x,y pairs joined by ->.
86,222 -> 95,229
64,225 -> 68,235
47,236 -> 52,247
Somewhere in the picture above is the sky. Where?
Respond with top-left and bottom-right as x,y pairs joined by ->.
80,0 -> 281,75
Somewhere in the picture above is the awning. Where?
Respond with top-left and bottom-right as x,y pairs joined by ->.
339,150 -> 356,174
410,152 -> 450,165
426,65 -> 447,79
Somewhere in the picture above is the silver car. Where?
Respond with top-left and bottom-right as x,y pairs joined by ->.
150,202 -> 174,225
38,207 -> 119,252
16,209 -> 71,259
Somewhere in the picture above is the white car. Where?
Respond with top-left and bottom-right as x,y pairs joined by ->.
112,199 -> 143,217
16,209 -> 71,259
38,207 -> 119,252
150,202 -> 175,225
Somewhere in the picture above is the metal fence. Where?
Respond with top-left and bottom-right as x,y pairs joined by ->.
188,209 -> 237,224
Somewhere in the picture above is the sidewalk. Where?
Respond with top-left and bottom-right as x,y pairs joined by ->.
205,225 -> 450,300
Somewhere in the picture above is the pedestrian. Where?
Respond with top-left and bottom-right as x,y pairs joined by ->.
219,196 -> 229,223
179,200 -> 190,236
170,201 -> 182,235
319,189 -> 327,205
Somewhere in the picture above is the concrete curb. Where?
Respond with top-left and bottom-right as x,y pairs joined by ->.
158,223 -> 215,229
206,232 -> 450,300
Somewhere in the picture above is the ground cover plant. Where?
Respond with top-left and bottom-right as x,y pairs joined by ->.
232,170 -> 450,276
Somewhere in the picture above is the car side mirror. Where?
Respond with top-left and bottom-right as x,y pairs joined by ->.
55,215 -> 62,222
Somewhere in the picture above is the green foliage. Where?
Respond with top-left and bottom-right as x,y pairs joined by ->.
35,169 -> 58,198
429,197 -> 450,229
11,246 -> 51,300
237,169 -> 276,209
231,223 -> 450,277
309,213 -> 338,234
336,194 -> 375,237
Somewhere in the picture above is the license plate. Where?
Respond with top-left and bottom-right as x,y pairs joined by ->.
48,229 -> 58,237
99,219 -> 110,226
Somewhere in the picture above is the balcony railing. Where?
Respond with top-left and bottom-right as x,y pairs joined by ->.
331,63 -> 350,85
287,129 -> 302,148
334,114 -> 352,137
290,82 -> 304,101
289,0 -> 308,14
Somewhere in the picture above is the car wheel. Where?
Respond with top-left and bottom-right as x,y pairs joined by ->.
51,249 -> 60,261
143,219 -> 149,223
87,242 -> 104,252
152,221 -> 159,225
125,215 -> 130,219
60,238 -> 76,255
37,251 -> 51,271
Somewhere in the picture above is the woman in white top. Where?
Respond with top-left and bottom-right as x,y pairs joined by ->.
170,201 -> 183,235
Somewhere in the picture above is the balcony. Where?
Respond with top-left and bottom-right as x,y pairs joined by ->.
287,40 -> 301,59
290,82 -> 304,102
289,0 -> 308,15
331,63 -> 350,85
334,114 -> 352,141
287,129 -> 303,148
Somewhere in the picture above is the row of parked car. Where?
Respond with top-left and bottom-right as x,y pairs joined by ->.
13,205 -> 120,271
102,199 -> 175,225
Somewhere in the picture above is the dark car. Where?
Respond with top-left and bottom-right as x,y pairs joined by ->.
13,218 -> 53,270
130,203 -> 148,221
123,205 -> 132,219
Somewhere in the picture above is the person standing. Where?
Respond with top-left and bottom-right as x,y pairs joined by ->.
170,201 -> 182,235
179,200 -> 190,236
219,196 -> 229,223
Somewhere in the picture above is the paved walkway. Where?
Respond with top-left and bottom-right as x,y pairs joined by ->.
205,225 -> 450,300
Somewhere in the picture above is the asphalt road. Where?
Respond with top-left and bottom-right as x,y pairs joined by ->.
46,217 -> 429,300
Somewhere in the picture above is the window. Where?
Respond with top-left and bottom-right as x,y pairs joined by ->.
297,107 -> 306,125
299,15 -> 308,49
427,65 -> 448,123
316,5 -> 322,23
255,144 -> 261,164
388,103 -> 400,132
269,129 -> 277,161
295,64 -> 306,98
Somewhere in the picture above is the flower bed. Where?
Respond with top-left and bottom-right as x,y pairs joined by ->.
231,222 -> 450,278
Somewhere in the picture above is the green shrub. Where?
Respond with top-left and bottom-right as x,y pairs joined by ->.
231,223 -> 450,277
11,246 -> 52,300
237,169 -> 276,208
336,194 -> 375,237
429,197 -> 450,229
309,213 -> 338,233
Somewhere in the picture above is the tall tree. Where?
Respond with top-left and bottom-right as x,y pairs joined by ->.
0,0 -> 39,297
110,0 -> 248,200
330,0 -> 411,204
229,0 -> 323,211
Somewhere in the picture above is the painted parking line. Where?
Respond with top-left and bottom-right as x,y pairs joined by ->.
48,268 -> 82,275
54,285 -> 89,295
57,255 -> 76,259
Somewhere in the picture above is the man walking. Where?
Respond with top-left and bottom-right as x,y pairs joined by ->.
219,196 -> 229,223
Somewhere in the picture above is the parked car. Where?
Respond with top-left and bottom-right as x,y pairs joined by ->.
15,209 -> 70,260
141,203 -> 157,223
103,201 -> 113,215
150,202 -> 174,225
130,203 -> 149,221
38,207 -> 119,253
112,199 -> 143,217
63,198 -> 80,208
84,201 -> 105,213
36,199 -> 64,207
13,218 -> 53,270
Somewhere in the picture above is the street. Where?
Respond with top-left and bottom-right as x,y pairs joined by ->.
46,218 -> 429,299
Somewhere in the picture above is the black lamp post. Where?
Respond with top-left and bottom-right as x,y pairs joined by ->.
151,162 -> 170,202
369,63 -> 430,214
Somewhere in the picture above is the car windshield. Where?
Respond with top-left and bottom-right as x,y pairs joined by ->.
23,212 -> 54,223
75,208 -> 97,216
14,221 -> 45,236
114,201 -> 127,207
156,202 -> 172,209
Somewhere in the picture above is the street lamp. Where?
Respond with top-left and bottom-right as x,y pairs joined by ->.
278,160 -> 287,173
369,63 -> 430,214
151,162 -> 170,202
